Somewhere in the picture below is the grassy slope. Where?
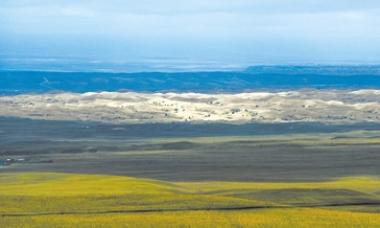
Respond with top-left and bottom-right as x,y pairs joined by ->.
2,209 -> 380,228
0,172 -> 380,227
152,130 -> 380,146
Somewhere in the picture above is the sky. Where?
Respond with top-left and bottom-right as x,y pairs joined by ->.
1,0 -> 380,69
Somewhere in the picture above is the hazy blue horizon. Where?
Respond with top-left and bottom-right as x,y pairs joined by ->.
2,57 -> 380,73
1,0 -> 380,70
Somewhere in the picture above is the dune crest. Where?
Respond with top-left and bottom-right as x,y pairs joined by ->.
1,90 -> 380,123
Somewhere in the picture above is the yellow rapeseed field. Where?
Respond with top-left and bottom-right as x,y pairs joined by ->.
0,172 -> 379,227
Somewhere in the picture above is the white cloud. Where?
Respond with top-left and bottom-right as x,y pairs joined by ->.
60,7 -> 96,17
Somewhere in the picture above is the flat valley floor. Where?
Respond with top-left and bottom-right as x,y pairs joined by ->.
1,118 -> 380,227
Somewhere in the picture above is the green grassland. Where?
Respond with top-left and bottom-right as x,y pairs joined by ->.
1,172 -> 380,227
4,129 -> 380,182
2,124 -> 380,227
149,129 -> 380,146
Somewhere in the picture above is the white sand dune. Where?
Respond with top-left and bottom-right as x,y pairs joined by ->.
1,89 -> 380,124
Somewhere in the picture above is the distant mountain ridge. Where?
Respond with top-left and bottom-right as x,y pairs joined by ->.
1,65 -> 380,94
245,65 -> 380,75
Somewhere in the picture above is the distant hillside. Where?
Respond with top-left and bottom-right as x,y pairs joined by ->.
245,65 -> 380,76
1,65 -> 380,94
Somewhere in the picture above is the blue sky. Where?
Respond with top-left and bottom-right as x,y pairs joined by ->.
1,0 -> 380,67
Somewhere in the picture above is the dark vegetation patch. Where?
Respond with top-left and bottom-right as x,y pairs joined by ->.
128,142 -> 197,151
235,189 -> 380,206
2,118 -> 380,182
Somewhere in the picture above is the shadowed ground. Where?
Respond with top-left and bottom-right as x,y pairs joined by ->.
1,118 -> 380,182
